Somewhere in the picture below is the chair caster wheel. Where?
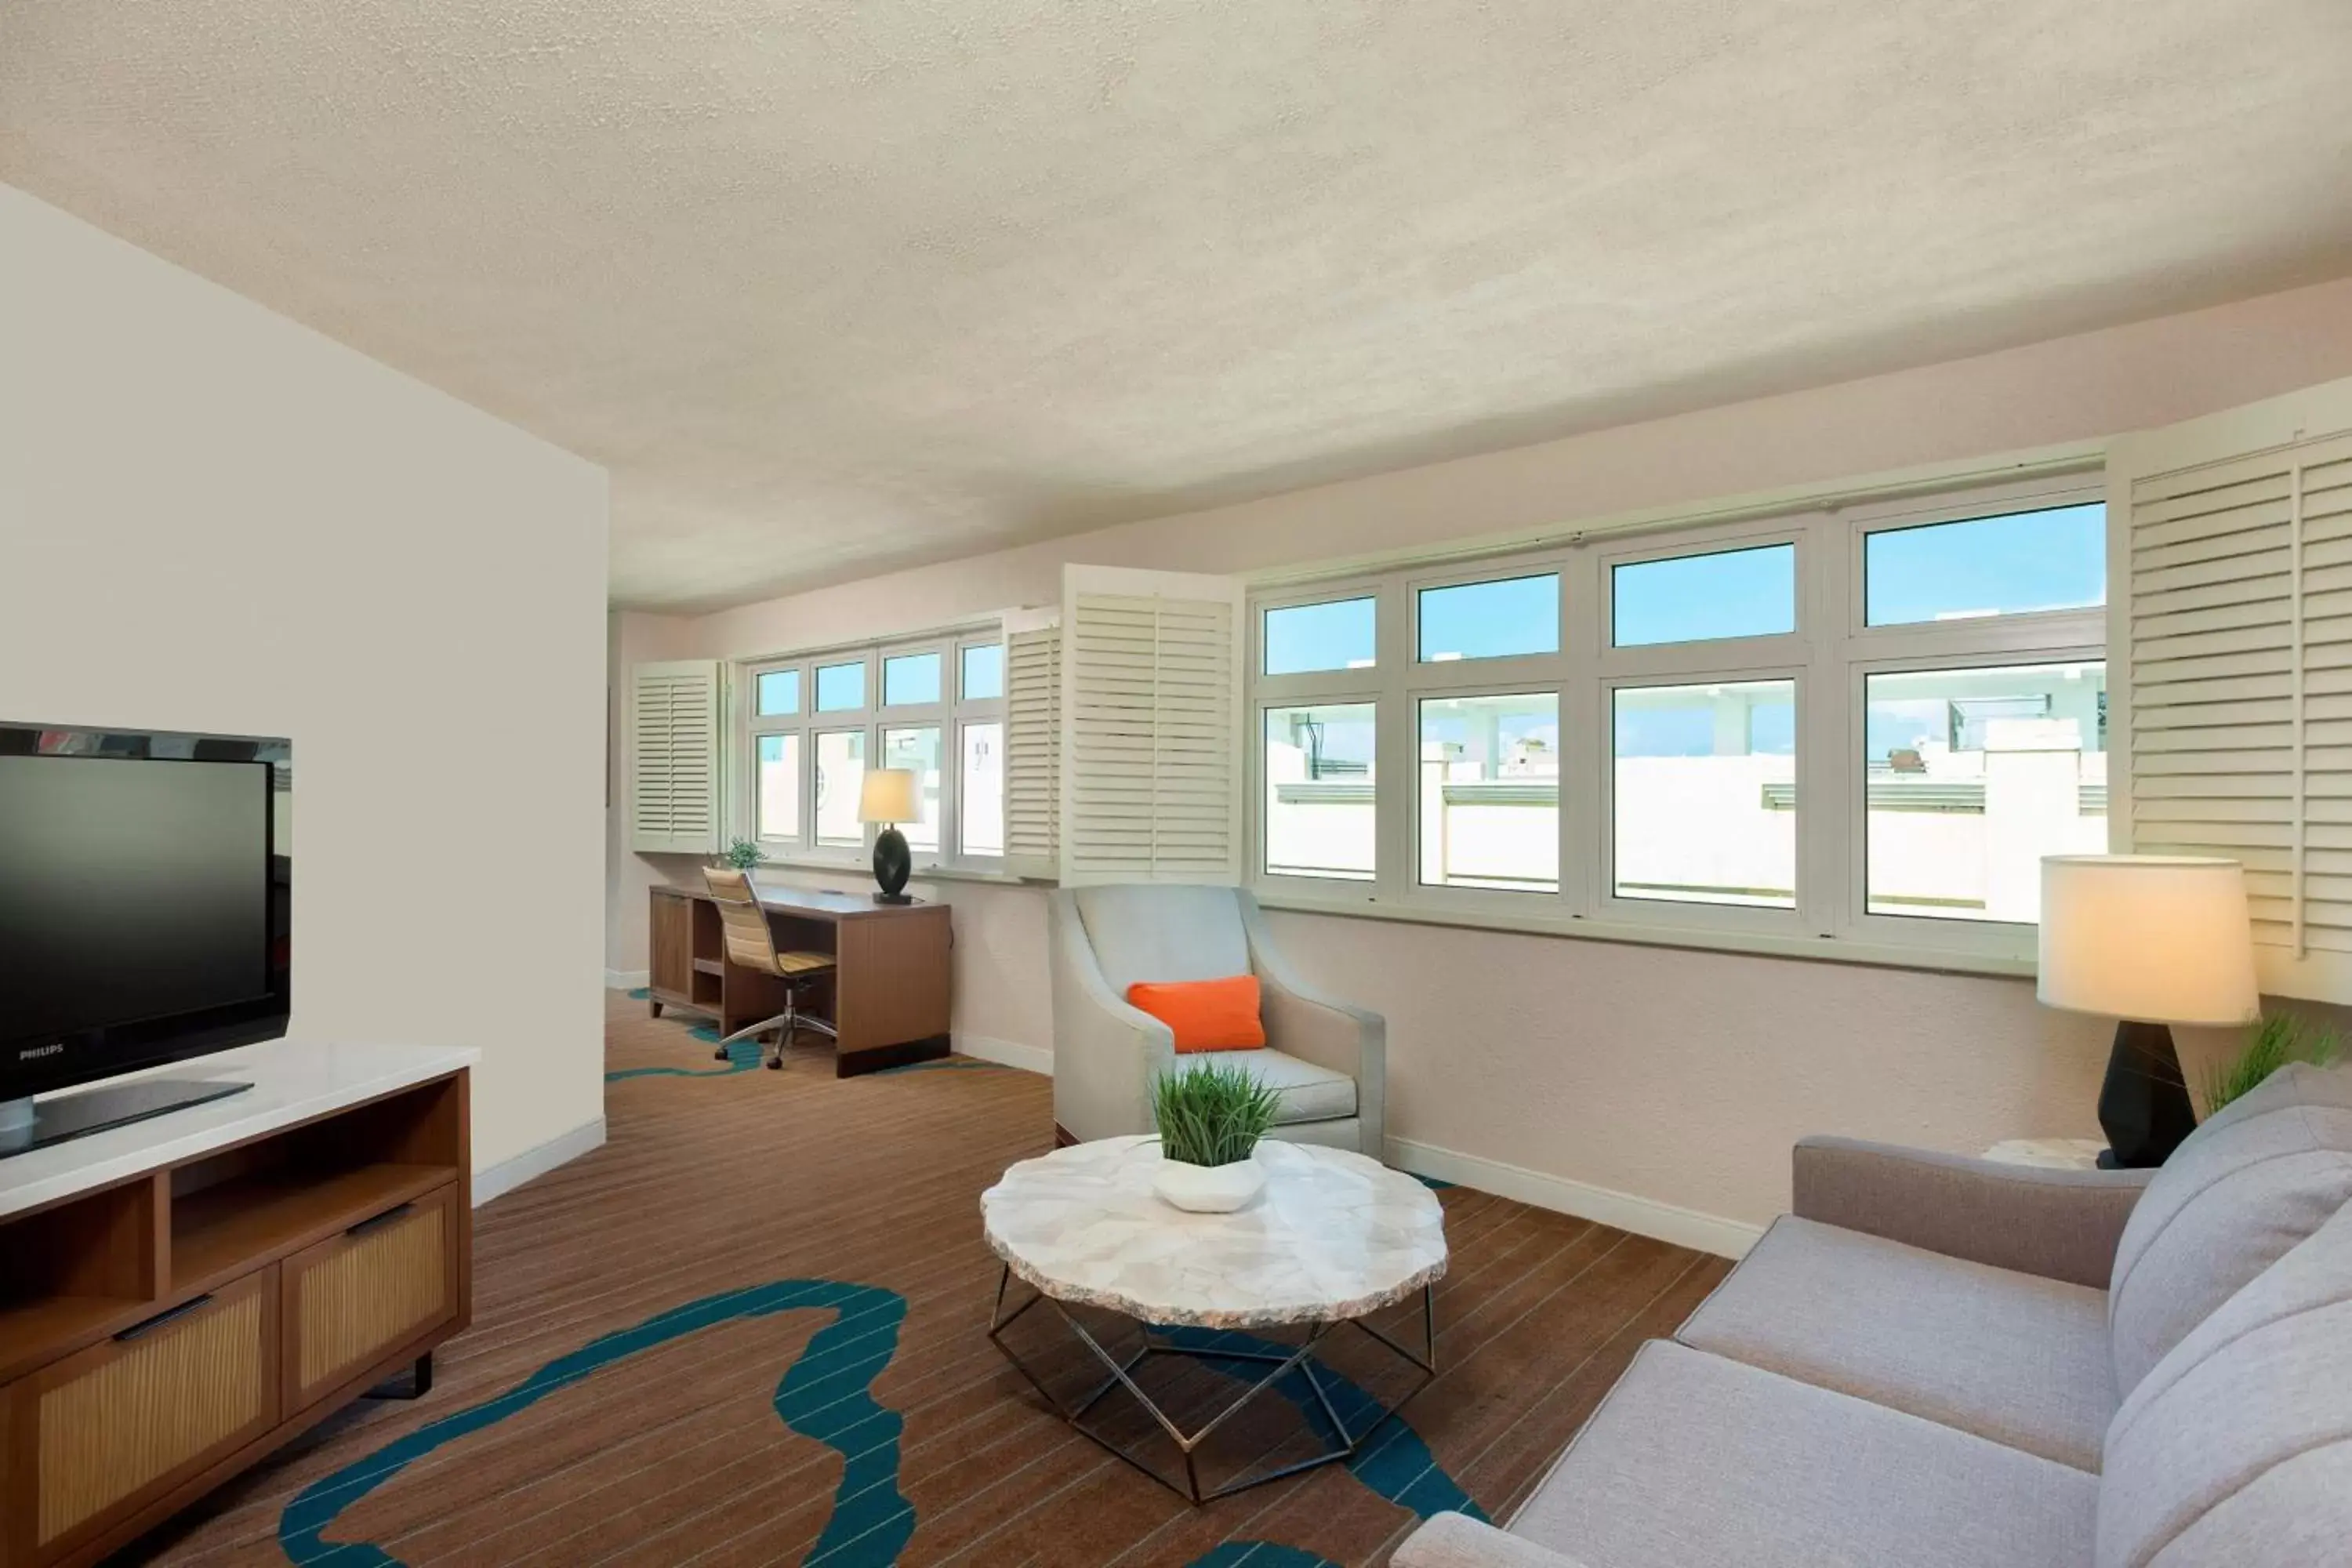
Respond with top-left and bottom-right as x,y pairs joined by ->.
713,1047 -> 729,1062
765,1056 -> 783,1070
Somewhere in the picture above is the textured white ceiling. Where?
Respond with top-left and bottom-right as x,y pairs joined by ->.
5,2 -> 2350,610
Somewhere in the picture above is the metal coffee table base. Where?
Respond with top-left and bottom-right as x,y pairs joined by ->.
987,1267 -> 1437,1504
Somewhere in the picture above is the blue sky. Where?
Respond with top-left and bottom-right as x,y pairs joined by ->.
1265,503 -> 2107,670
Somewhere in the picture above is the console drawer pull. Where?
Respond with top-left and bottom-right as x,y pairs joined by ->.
347,1202 -> 417,1239
116,1293 -> 215,1341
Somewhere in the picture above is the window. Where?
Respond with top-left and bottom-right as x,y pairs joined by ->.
961,643 -> 1004,701
1418,574 -> 1559,662
740,626 -> 1007,867
1613,544 -> 1795,646
756,669 -> 800,717
1265,597 -> 1377,675
961,721 -> 1004,855
884,652 -> 942,707
881,725 -> 943,851
1613,681 -> 1795,907
1863,662 -> 2107,923
1263,702 -> 1375,880
814,730 -> 866,847
815,661 -> 866,712
756,734 -> 800,840
1864,503 -> 2105,626
1418,692 -> 1559,893
1247,477 -> 2106,964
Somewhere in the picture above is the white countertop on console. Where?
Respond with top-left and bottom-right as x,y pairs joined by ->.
0,1039 -> 479,1221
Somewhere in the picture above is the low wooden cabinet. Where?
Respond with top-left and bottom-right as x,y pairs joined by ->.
0,1070 -> 470,1568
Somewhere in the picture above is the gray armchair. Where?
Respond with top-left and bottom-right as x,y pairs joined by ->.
1049,884 -> 1385,1159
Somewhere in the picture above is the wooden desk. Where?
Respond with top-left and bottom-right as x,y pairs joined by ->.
646,884 -> 952,1076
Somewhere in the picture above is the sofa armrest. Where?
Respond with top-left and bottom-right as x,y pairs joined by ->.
1392,1514 -> 1591,1568
1792,1135 -> 2154,1289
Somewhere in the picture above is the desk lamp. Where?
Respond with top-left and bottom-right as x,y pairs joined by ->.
858,768 -> 919,905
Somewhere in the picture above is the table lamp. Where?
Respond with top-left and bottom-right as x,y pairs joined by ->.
2039,855 -> 2259,1168
858,768 -> 919,906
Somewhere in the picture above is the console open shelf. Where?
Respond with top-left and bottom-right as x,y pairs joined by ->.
171,1160 -> 459,1294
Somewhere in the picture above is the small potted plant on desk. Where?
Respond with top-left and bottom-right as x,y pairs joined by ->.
720,837 -> 764,874
1150,1061 -> 1282,1213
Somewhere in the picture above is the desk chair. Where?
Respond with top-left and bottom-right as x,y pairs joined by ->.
703,867 -> 839,1070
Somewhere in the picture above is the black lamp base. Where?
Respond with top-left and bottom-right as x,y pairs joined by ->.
2096,1019 -> 2198,1169
871,825 -> 913,906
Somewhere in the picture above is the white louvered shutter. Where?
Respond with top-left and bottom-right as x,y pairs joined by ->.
630,660 -> 722,855
2115,376 -> 2352,998
1058,566 -> 1245,886
1003,611 -> 1062,877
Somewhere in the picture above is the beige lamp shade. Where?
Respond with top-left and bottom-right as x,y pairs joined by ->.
2038,855 -> 2259,1026
858,768 -> 919,825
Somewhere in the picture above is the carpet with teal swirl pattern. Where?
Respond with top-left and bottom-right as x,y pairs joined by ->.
116,989 -> 1723,1568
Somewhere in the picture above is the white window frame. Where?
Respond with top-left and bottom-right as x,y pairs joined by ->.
737,626 -> 1007,873
1247,472 -> 2107,968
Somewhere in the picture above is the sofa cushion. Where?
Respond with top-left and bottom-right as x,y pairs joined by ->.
1509,1341 -> 2097,1568
1073,884 -> 1250,997
1676,1215 -> 2113,1470
2098,1201 -> 2352,1568
1176,1047 -> 1355,1124
2107,1060 -> 2352,1397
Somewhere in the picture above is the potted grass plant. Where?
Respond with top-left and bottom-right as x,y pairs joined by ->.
2202,1014 -> 2343,1115
1149,1061 -> 1282,1213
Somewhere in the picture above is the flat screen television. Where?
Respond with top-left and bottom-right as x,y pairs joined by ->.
0,722 -> 292,1155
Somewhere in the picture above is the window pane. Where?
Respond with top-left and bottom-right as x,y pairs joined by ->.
1613,681 -> 1795,908
1613,544 -> 1796,647
756,733 -> 801,841
881,726 -> 942,851
1417,692 -> 1559,892
1864,504 -> 2107,626
815,661 -> 866,711
1264,702 -> 1376,880
814,729 -> 866,846
883,652 -> 942,707
1864,662 -> 2107,922
961,721 -> 1004,856
1418,574 -> 1559,662
1265,598 -> 1377,675
755,669 -> 801,717
961,643 -> 1004,702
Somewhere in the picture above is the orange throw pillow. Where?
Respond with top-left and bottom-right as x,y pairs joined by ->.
1126,975 -> 1266,1053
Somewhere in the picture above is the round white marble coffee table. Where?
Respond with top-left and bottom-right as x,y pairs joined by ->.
981,1135 -> 1448,1503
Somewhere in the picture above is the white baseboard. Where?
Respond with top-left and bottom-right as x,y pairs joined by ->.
475,1116 -> 607,1207
604,969 -> 649,990
1385,1136 -> 1762,1260
956,1034 -> 1053,1076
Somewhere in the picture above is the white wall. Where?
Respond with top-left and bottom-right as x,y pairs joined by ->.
2,186 -> 610,1180
617,273 -> 2352,1238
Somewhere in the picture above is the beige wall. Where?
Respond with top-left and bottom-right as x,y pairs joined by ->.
3,185 -> 610,1179
616,273 -> 2352,1235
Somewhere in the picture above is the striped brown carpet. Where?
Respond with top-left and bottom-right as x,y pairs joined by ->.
121,989 -> 1730,1568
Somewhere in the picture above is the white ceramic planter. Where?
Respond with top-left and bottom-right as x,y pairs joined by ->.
1152,1147 -> 1267,1213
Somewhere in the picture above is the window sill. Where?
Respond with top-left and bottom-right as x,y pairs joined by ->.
756,852 -> 1031,888
1250,888 -> 2039,980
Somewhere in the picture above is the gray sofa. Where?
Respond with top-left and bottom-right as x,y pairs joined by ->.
1396,1059 -> 2352,1568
